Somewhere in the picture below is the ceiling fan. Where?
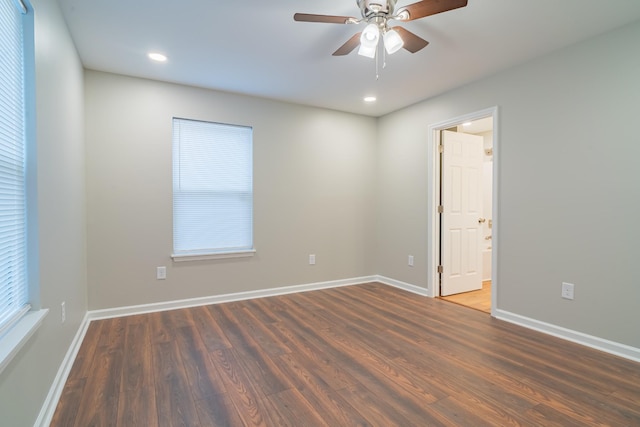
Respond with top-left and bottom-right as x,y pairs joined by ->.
294,0 -> 468,58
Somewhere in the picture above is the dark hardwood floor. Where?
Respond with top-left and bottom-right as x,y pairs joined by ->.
51,282 -> 640,426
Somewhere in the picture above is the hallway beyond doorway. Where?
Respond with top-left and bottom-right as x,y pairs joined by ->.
440,281 -> 491,313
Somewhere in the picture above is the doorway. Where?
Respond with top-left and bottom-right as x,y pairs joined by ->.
426,108 -> 498,316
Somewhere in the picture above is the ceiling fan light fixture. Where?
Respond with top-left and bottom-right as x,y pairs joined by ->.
360,23 -> 380,45
358,23 -> 379,58
383,28 -> 403,54
358,43 -> 377,58
295,0 -> 468,61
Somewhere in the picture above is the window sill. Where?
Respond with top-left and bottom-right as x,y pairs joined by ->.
171,249 -> 256,262
0,308 -> 48,375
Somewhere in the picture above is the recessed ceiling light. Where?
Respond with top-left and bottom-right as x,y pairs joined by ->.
148,52 -> 167,62
462,121 -> 472,127
364,96 -> 376,102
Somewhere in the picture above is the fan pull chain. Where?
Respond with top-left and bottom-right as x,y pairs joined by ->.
383,46 -> 388,69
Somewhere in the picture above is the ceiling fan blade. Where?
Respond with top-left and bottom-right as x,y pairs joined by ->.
294,13 -> 358,24
333,32 -> 362,56
396,0 -> 468,22
394,27 -> 429,53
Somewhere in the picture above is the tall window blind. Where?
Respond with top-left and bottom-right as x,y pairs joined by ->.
172,118 -> 253,256
0,0 -> 29,337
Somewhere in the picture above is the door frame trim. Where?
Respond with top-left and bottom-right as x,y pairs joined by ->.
426,106 -> 499,316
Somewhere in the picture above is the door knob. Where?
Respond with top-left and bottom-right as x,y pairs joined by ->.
478,218 -> 486,224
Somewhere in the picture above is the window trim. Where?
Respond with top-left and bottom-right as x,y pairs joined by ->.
171,248 -> 256,262
0,309 -> 47,374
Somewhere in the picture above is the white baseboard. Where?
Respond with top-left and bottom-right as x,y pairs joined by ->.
375,275 -> 429,296
34,311 -> 91,427
88,275 -> 378,320
495,309 -> 640,363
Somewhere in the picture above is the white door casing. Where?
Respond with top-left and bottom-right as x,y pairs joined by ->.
440,130 -> 484,296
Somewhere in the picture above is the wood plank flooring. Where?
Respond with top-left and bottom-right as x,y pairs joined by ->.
51,282 -> 640,426
440,281 -> 492,313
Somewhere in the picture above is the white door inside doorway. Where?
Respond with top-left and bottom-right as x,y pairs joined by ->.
440,130 -> 484,296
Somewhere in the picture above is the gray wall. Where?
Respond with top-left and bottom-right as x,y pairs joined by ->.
0,0 -> 87,425
376,20 -> 640,348
85,71 -> 377,310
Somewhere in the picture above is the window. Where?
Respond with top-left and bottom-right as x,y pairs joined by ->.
172,118 -> 254,261
0,0 -> 44,375
0,0 -> 29,338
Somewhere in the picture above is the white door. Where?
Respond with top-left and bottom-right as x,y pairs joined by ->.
440,130 -> 484,296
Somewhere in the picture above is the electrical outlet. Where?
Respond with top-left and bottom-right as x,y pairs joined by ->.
61,301 -> 66,323
408,255 -> 414,267
561,282 -> 575,300
309,254 -> 316,265
157,266 -> 167,280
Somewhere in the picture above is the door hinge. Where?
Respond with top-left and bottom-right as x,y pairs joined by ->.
437,205 -> 444,214
437,265 -> 443,274
438,144 -> 444,154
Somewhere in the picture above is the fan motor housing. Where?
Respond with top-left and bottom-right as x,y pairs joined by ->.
358,0 -> 397,18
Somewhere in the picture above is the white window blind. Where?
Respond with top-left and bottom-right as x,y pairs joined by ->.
0,0 -> 29,337
172,118 -> 253,257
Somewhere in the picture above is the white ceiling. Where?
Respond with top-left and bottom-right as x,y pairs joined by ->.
57,0 -> 640,117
